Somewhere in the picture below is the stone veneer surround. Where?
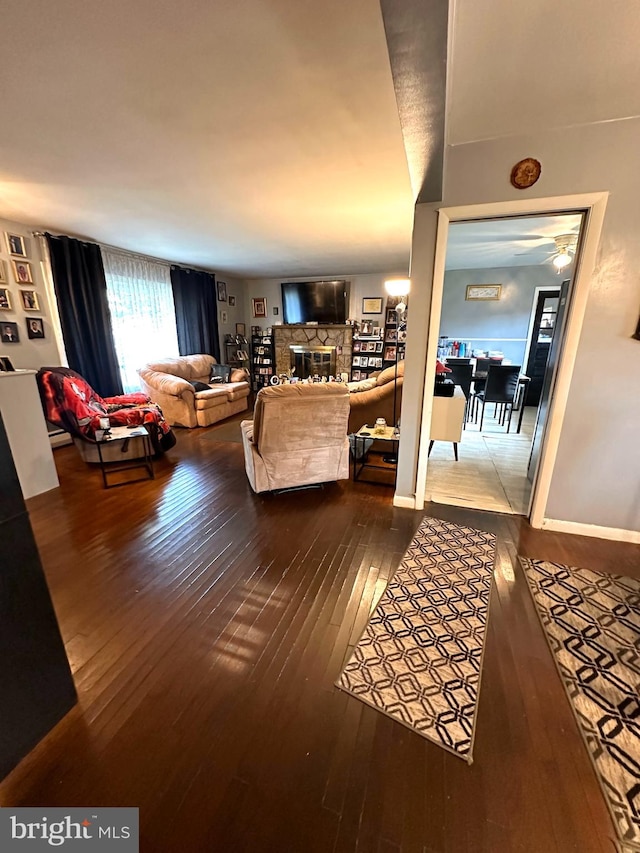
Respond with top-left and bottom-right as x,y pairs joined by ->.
273,325 -> 353,376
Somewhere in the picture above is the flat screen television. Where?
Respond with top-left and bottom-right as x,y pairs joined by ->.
281,280 -> 348,325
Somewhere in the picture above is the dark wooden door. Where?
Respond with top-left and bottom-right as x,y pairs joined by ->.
525,289 -> 560,406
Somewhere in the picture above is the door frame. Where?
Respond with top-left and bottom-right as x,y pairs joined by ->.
414,192 -> 608,528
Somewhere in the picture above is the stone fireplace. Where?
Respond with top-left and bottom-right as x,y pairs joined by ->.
273,325 -> 353,378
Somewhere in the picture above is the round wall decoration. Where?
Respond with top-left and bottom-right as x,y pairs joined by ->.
510,157 -> 541,189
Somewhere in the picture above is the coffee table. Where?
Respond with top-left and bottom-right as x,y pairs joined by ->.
95,425 -> 154,488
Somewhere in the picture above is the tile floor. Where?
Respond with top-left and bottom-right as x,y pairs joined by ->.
425,403 -> 537,515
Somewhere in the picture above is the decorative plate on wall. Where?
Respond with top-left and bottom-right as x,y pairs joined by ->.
510,157 -> 541,189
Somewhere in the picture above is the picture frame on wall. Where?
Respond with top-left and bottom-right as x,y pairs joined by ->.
26,317 -> 45,339
5,232 -> 27,257
220,310 -> 228,324
252,297 -> 267,318
0,261 -> 6,284
217,281 -> 227,302
235,323 -> 246,336
465,284 -> 502,301
20,289 -> 40,311
228,294 -> 236,308
362,297 -> 382,314
384,345 -> 397,361
12,260 -> 33,284
0,288 -> 12,311
1,321 -> 19,343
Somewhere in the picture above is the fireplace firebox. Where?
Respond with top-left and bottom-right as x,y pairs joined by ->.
289,345 -> 337,379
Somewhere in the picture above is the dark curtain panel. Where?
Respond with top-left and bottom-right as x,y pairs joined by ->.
170,266 -> 220,360
46,234 -> 123,396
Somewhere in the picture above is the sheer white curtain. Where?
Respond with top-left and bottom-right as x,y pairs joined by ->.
102,249 -> 179,394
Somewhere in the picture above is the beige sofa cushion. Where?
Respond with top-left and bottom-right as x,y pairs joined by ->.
376,360 -> 405,386
347,378 -> 377,393
144,354 -> 216,382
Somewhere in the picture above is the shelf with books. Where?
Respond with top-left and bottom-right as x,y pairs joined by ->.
382,298 -> 407,369
350,328 -> 383,381
250,326 -> 274,391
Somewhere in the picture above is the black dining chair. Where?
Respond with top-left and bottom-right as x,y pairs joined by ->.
446,363 -> 474,425
474,365 -> 521,432
470,357 -> 491,418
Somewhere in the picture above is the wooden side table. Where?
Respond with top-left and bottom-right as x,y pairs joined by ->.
352,424 -> 399,486
95,425 -> 154,488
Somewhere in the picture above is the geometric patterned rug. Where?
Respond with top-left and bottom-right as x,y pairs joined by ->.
337,516 -> 496,763
522,558 -> 640,852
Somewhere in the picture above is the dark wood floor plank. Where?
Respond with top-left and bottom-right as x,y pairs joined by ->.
1,427 -> 637,853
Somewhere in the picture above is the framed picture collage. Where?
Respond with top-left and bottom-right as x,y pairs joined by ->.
0,231 -> 47,351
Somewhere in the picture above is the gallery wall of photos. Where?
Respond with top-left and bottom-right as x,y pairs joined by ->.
0,219 -> 59,370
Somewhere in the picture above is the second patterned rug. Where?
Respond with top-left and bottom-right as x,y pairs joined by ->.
337,515 -> 496,763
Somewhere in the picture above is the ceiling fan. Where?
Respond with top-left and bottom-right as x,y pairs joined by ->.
514,232 -> 579,268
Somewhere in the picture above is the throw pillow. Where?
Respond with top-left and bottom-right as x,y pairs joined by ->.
190,380 -> 211,392
210,364 -> 231,383
230,367 -> 248,383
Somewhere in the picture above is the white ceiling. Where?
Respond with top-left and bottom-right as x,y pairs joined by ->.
0,1 -> 638,278
0,0 -> 414,278
446,213 -> 584,270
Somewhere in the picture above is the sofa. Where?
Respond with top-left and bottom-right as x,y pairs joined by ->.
347,361 -> 404,433
137,354 -> 250,428
241,382 -> 350,493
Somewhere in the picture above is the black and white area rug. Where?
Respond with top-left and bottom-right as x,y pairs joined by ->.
522,558 -> 640,852
337,516 -> 496,763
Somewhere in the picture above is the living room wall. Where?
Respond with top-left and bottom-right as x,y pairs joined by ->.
243,272 -> 409,330
441,264 -> 560,365
0,217 -> 61,370
402,116 -> 640,536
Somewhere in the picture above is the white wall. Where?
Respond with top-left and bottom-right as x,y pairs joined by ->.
0,218 -> 61,370
402,117 -> 640,534
243,272 -> 407,331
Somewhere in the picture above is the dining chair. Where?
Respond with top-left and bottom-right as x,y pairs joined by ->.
446,363 -> 473,425
473,365 -> 521,432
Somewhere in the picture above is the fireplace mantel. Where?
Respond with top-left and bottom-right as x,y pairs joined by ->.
273,324 -> 353,376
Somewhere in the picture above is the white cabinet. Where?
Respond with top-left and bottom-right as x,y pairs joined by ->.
0,370 -> 59,498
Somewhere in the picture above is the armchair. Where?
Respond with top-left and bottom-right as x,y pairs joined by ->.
37,366 -> 176,462
241,382 -> 350,493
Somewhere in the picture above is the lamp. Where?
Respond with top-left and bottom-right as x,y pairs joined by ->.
552,234 -> 577,272
383,279 -> 410,464
385,278 -> 411,298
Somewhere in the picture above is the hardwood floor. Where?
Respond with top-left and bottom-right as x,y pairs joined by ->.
1,425 -> 638,852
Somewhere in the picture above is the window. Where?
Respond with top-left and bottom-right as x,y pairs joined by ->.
102,250 -> 179,393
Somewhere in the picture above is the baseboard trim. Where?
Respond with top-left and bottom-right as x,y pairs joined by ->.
393,494 -> 417,509
542,518 -> 640,544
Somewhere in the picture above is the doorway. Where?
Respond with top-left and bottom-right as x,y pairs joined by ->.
422,210 -> 586,517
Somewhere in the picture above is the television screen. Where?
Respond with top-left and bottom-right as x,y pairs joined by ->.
281,280 -> 348,324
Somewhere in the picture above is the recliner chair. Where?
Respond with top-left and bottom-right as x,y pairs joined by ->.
37,366 -> 176,462
241,382 -> 350,493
